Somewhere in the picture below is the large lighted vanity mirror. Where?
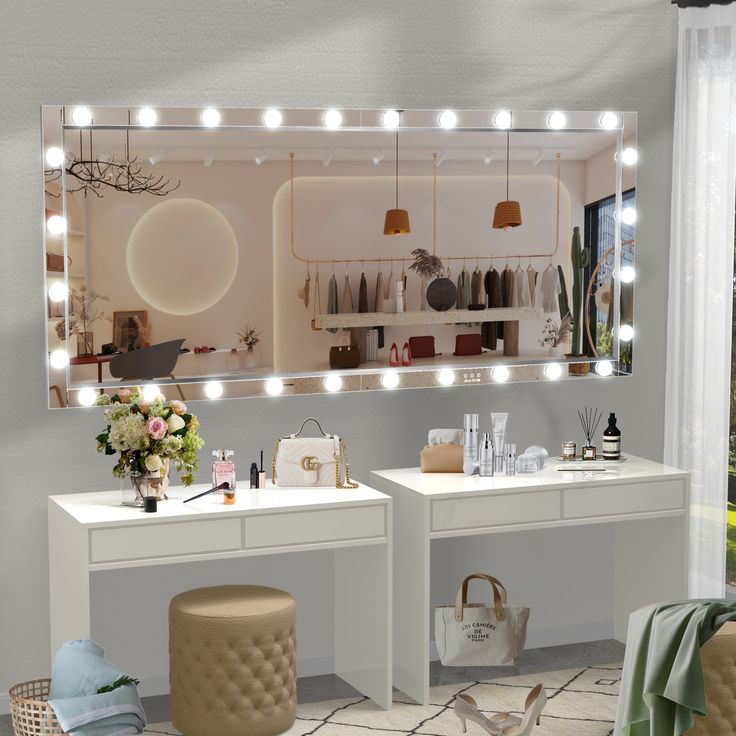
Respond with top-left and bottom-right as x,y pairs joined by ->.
42,107 -> 636,407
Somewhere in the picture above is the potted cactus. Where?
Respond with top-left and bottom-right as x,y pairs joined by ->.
562,226 -> 590,374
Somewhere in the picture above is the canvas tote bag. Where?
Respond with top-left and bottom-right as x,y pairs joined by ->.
435,573 -> 529,666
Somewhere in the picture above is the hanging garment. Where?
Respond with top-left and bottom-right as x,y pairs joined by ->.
526,266 -> 538,308
327,273 -> 339,333
471,266 -> 484,306
514,266 -> 532,307
385,266 -> 394,300
456,267 -> 471,310
401,267 -> 409,312
502,266 -> 519,356
540,265 -> 561,314
420,277 -> 429,311
342,271 -> 354,314
481,267 -> 503,350
374,271 -> 384,313
358,272 -> 368,313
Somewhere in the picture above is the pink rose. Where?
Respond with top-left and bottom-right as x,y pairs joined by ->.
118,388 -> 132,404
170,400 -> 187,416
147,416 -> 167,440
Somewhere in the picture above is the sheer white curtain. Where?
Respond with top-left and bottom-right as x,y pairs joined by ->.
665,3 -> 736,598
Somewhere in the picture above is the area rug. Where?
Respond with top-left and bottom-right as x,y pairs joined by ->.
143,663 -> 621,735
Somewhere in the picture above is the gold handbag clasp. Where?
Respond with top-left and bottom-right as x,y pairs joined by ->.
301,455 -> 322,471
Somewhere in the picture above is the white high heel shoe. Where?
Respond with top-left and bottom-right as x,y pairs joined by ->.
454,684 -> 546,734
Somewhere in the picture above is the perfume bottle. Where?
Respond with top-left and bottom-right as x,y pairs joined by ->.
212,449 -> 236,504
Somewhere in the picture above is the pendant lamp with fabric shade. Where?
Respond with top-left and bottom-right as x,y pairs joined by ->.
384,120 -> 411,235
493,130 -> 522,230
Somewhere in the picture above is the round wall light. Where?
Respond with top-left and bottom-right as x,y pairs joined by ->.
621,147 -> 638,166
595,360 -> 614,376
323,109 -> 342,129
201,108 -> 221,127
137,107 -> 157,127
49,349 -> 69,369
620,207 -> 637,226
438,110 -> 457,129
493,110 -> 512,129
48,282 -> 68,302
265,377 -> 284,396
323,373 -> 343,392
547,111 -> 566,129
619,324 -> 634,342
204,381 -> 224,399
599,111 -> 619,129
47,215 -> 66,235
619,265 -> 636,283
45,146 -> 65,167
492,365 -> 510,383
77,387 -> 97,407
263,108 -> 283,128
544,363 -> 563,380
71,106 -> 93,126
381,370 -> 400,389
142,384 -> 163,402
436,368 -> 455,386
381,109 -> 401,129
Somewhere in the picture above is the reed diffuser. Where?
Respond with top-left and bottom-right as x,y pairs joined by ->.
578,406 -> 603,460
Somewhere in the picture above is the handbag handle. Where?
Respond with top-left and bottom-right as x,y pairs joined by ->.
455,573 -> 507,622
287,417 -> 331,439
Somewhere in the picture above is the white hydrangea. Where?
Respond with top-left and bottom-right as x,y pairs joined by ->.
109,413 -> 149,452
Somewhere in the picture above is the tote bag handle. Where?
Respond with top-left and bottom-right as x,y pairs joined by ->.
455,573 -> 508,622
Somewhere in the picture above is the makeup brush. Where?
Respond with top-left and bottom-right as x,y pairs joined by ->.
183,482 -> 230,504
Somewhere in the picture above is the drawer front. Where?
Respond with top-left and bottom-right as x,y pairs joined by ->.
431,491 -> 560,533
563,480 -> 686,519
90,518 -> 242,563
244,505 -> 386,550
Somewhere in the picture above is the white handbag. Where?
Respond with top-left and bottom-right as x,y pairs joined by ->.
272,418 -> 359,489
435,574 -> 529,666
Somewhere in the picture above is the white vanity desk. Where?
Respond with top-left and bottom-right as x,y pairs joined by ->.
48,482 -> 392,709
370,454 -> 689,705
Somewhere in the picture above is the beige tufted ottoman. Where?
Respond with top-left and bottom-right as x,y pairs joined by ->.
169,585 -> 296,736
687,622 -> 736,735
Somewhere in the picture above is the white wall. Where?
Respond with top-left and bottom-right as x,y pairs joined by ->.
0,0 -> 677,710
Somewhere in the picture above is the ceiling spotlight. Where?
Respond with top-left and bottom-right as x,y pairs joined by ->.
142,383 -> 163,402
48,282 -> 68,302
547,111 -> 566,130
493,110 -> 512,129
77,387 -> 97,407
203,150 -> 214,167
621,147 -> 638,166
204,381 -> 224,399
619,265 -> 636,283
148,148 -> 163,165
49,349 -> 70,369
323,109 -> 342,129
620,206 -> 637,226
372,150 -> 385,165
46,215 -> 66,235
483,151 -> 494,165
600,111 -> 619,130
437,369 -> 455,386
263,108 -> 283,128
201,108 -> 221,127
531,149 -> 544,167
619,324 -> 634,342
595,360 -> 614,377
45,146 -> 65,168
137,107 -> 157,127
265,377 -> 284,396
434,150 -> 446,167
381,109 -> 401,129
254,149 -> 270,165
322,149 -> 334,167
544,363 -> 562,380
71,106 -> 93,126
438,110 -> 457,129
492,365 -> 510,383
323,374 -> 343,392
381,370 -> 400,389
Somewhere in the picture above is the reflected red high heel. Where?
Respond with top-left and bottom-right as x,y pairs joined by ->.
389,343 -> 400,367
402,342 -> 412,366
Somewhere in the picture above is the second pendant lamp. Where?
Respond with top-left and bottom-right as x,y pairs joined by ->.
384,119 -> 410,236
493,129 -> 522,230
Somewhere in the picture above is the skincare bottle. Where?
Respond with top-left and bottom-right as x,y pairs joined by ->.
396,280 -> 405,313
463,414 -> 479,475
258,450 -> 266,489
505,443 -> 517,476
491,413 -> 508,473
479,433 -> 494,477
250,462 -> 259,489
212,449 -> 236,505
602,413 -> 622,460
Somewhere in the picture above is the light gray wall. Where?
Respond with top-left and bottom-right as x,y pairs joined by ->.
0,0 -> 677,703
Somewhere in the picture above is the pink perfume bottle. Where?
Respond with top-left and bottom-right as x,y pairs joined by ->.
212,449 -> 236,504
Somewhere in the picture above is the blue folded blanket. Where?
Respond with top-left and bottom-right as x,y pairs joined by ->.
48,639 -> 145,735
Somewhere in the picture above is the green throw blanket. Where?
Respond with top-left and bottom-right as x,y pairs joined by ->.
615,600 -> 736,735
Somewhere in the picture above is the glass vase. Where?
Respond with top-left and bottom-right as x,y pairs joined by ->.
121,459 -> 170,507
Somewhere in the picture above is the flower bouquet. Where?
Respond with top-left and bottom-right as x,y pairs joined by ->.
538,314 -> 573,357
94,387 -> 205,503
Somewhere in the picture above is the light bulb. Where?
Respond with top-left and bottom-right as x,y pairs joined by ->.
381,370 -> 400,389
71,106 -> 92,126
596,360 -> 614,377
137,107 -> 157,126
619,324 -> 634,342
547,111 -> 566,129
201,108 -> 221,127
77,387 -> 97,407
142,383 -> 162,402
204,381 -> 223,399
46,215 -> 66,235
324,374 -> 343,392
438,110 -> 457,129
48,282 -> 68,302
49,349 -> 69,369
621,207 -> 637,225
621,147 -> 638,166
265,377 -> 284,396
600,111 -> 619,129
323,109 -> 342,129
381,109 -> 401,129
492,366 -> 510,383
45,146 -> 65,167
619,265 -> 635,283
263,108 -> 282,128
544,363 -> 562,380
493,110 -> 512,129
436,369 -> 455,386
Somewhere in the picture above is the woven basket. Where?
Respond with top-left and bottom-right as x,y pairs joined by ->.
9,679 -> 65,735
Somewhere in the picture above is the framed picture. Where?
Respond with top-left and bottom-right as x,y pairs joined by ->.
76,332 -> 94,357
113,310 -> 148,352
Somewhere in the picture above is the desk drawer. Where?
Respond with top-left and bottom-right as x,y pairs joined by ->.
90,518 -> 242,563
563,480 -> 686,519
244,505 -> 385,550
431,491 -> 560,533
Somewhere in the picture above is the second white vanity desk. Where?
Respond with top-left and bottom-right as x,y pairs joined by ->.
370,454 -> 689,705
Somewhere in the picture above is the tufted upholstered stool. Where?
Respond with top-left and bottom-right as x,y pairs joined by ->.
169,585 -> 296,736
687,621 -> 736,735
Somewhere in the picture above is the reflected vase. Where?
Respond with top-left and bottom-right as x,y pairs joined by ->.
123,459 -> 170,506
240,346 -> 257,370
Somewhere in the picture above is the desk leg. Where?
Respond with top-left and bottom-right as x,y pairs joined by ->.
334,528 -> 392,709
48,502 -> 91,664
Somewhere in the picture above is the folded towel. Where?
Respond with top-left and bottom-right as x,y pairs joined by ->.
428,428 -> 463,446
